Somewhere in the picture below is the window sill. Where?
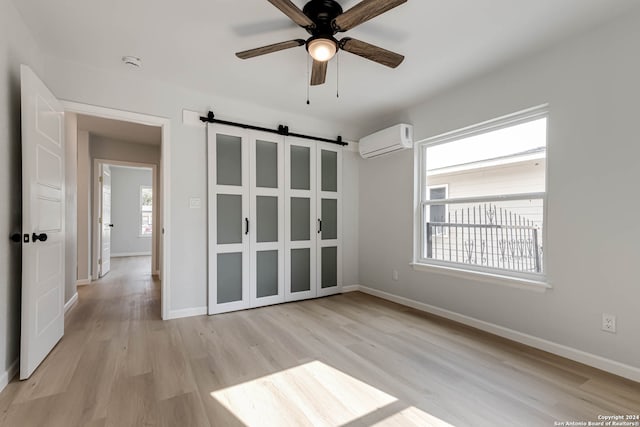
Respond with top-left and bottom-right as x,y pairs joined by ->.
409,262 -> 551,293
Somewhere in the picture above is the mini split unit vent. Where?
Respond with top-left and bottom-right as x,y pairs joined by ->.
358,124 -> 414,159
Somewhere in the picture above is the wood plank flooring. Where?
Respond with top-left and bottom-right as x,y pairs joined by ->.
0,256 -> 638,426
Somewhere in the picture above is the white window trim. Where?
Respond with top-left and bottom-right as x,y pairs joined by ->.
139,185 -> 153,238
409,262 -> 551,292
413,105 -> 549,290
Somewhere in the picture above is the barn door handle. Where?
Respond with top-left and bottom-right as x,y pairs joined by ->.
317,219 -> 322,234
245,218 -> 249,235
32,232 -> 48,242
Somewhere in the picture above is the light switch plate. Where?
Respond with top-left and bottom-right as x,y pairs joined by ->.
189,198 -> 201,209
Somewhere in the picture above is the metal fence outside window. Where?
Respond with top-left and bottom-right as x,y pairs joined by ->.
426,203 -> 543,273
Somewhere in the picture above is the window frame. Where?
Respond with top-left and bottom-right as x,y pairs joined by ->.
139,185 -> 153,238
412,105 -> 549,289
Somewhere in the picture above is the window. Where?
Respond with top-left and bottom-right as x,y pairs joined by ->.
428,185 -> 448,236
140,186 -> 152,236
414,106 -> 547,281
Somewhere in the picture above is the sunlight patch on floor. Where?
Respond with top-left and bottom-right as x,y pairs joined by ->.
210,360 -> 455,427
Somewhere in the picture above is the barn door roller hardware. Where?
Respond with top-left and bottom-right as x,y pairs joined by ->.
199,111 -> 346,146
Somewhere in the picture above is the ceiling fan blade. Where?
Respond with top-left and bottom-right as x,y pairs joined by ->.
339,37 -> 404,68
310,60 -> 328,86
267,0 -> 315,28
333,0 -> 407,32
236,39 -> 305,59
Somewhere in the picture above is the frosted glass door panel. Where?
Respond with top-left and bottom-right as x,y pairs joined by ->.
321,149 -> 337,192
216,134 -> 242,186
321,247 -> 338,289
290,146 -> 310,190
291,197 -> 310,241
256,196 -> 278,243
257,250 -> 278,298
217,194 -> 242,244
291,248 -> 311,293
321,199 -> 337,240
256,140 -> 278,188
217,253 -> 243,303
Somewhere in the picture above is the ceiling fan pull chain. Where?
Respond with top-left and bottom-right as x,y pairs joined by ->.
336,51 -> 340,99
306,54 -> 311,105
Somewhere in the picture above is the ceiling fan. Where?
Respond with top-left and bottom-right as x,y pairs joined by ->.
235,0 -> 407,86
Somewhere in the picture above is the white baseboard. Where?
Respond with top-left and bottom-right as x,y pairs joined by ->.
353,285 -> 640,383
167,306 -> 207,320
0,359 -> 18,393
111,252 -> 151,258
76,278 -> 91,286
341,285 -> 360,293
64,293 -> 78,314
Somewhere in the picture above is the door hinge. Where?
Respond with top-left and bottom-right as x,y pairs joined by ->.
99,217 -> 102,224
99,176 -> 103,183
98,259 -> 102,265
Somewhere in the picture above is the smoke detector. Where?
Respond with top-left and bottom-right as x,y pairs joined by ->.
122,56 -> 142,68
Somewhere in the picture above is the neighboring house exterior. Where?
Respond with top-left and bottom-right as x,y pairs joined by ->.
425,148 -> 546,274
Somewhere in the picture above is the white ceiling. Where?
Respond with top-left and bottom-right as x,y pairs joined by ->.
77,114 -> 161,145
14,0 -> 640,129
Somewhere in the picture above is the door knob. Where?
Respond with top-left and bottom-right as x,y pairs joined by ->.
108,224 -> 114,227
32,232 -> 48,242
10,233 -> 20,243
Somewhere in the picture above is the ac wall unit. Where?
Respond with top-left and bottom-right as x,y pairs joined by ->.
359,124 -> 413,159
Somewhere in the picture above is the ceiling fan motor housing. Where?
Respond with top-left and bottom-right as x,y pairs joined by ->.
302,0 -> 343,36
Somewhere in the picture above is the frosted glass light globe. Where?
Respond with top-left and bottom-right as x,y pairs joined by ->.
308,38 -> 337,62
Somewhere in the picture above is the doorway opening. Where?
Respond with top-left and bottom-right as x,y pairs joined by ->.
93,161 -> 157,279
64,102 -> 171,320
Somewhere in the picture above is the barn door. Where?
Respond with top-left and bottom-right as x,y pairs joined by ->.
20,65 -> 66,379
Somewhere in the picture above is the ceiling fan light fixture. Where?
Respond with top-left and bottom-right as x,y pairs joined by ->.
307,37 -> 337,62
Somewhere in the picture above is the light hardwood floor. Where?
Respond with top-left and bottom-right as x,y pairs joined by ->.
0,256 -> 638,426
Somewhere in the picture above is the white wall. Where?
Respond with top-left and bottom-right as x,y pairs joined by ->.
90,135 -> 161,165
64,113 -> 78,303
0,0 -> 43,385
110,166 -> 152,256
359,10 -> 640,371
44,56 -> 361,314
77,130 -> 91,282
342,149 -> 360,287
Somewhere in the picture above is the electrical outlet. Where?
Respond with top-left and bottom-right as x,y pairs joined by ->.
602,313 -> 616,333
392,269 -> 399,281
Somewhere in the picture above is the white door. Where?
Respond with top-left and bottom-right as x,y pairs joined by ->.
249,131 -> 285,308
100,164 -> 112,276
207,124 -> 251,314
316,143 -> 342,297
20,65 -> 65,380
284,137 -> 317,302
